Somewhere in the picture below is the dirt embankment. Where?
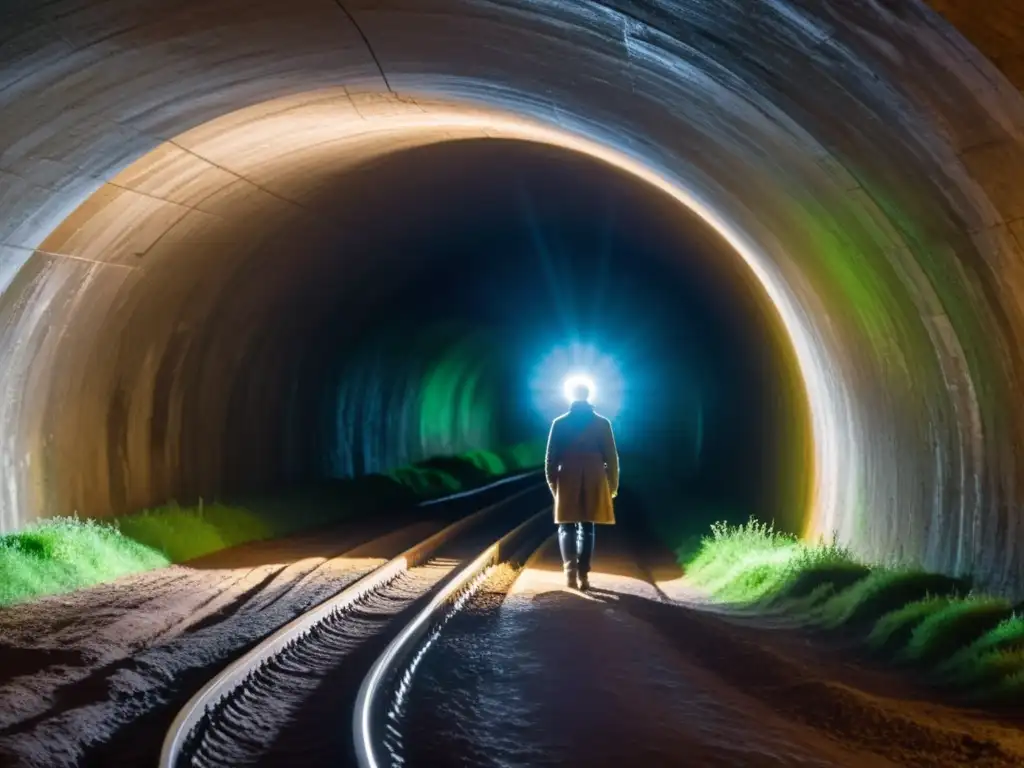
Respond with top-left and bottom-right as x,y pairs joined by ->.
400,529 -> 1024,768
0,514 -> 441,768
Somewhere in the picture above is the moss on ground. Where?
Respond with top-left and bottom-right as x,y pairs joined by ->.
683,517 -> 1021,705
0,448 -> 541,608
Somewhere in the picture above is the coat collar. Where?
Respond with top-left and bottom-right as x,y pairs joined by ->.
569,400 -> 594,413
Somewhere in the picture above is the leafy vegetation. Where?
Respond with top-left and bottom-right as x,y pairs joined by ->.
815,570 -> 968,630
933,614 -> 1024,692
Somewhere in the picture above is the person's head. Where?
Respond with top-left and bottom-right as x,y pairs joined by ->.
571,382 -> 590,403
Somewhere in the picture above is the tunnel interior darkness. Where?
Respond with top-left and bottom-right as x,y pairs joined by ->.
304,141 -> 809,540
0,94 -> 821,548
4,133 -> 809,544
5,0 -> 1024,596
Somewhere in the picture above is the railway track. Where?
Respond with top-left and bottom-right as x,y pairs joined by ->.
160,479 -> 551,768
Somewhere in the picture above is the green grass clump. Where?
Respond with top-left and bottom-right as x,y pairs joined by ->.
683,517 -> 1024,704
989,663 -> 1024,703
685,517 -> 800,602
0,444 -> 543,609
770,582 -> 840,615
0,517 -> 168,606
899,598 -> 1013,667
452,450 -> 510,477
866,596 -> 952,656
816,569 -> 968,630
685,517 -> 859,605
116,501 -> 274,563
950,648 -> 1024,696
934,614 -> 1024,689
768,562 -> 870,605
386,466 -> 462,496
498,440 -> 546,470
451,443 -> 544,477
388,445 -> 543,498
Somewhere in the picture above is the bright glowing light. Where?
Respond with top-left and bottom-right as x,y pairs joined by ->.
563,373 -> 596,403
532,344 -> 623,420
14,89 -> 832,540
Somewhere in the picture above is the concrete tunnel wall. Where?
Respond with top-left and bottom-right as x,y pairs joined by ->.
320,324 -> 518,480
1,1 -> 1024,594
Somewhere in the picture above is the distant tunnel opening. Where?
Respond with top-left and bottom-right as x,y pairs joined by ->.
304,140 -> 810,541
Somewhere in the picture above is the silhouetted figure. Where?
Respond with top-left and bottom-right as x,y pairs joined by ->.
545,383 -> 619,591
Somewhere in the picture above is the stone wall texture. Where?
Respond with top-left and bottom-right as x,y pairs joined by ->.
1,1 -> 1024,595
928,1 -> 1024,91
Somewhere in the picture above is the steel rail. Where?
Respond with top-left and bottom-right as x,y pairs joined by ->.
159,477 -> 543,768
353,505 -> 547,768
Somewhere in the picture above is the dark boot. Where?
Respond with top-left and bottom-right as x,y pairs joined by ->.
578,572 -> 590,591
564,563 -> 579,590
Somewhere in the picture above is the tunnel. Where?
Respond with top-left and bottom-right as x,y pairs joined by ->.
303,140 -> 807,542
1,0 -> 1024,598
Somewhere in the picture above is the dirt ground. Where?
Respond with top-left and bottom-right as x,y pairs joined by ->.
402,529 -> 1024,768
0,513 -> 443,768
3,512 -> 1023,768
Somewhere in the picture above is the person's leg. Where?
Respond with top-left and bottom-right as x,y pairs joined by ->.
557,523 -> 579,588
577,523 -> 596,589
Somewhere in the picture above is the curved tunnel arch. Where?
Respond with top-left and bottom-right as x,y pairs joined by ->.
1,1 -> 1023,595
0,96 -> 822,527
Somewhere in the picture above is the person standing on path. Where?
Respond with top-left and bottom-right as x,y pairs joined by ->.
544,381 -> 620,591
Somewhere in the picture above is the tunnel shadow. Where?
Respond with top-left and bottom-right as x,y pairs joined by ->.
606,588 -> 1024,730
179,468 -> 543,570
178,485 -> 424,570
530,589 -> 617,608
523,487 -> 686,585
617,485 -> 688,585
514,488 -> 1024,732
606,587 -> 916,709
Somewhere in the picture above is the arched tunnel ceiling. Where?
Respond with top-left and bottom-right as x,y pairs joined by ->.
928,1 -> 1024,90
2,1 -> 1024,595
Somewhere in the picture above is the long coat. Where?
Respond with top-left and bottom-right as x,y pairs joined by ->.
545,401 -> 620,524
